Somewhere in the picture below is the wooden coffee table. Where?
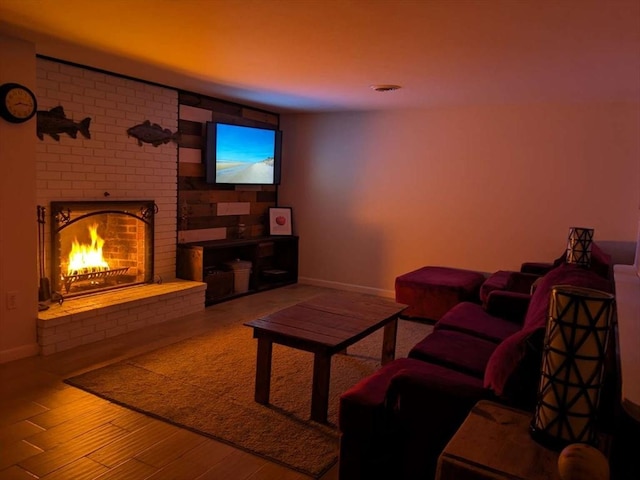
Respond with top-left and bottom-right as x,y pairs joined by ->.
244,292 -> 407,423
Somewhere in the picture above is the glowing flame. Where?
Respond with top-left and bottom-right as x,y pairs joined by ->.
67,224 -> 110,275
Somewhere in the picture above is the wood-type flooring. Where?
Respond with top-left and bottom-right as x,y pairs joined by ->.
0,284 -> 339,480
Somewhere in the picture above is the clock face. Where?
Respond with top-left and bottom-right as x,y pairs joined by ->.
7,88 -> 35,118
0,83 -> 37,123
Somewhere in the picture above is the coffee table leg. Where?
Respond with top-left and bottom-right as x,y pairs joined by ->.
311,352 -> 331,423
381,317 -> 398,365
255,337 -> 272,404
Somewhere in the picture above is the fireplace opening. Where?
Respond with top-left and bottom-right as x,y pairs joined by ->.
51,200 -> 155,298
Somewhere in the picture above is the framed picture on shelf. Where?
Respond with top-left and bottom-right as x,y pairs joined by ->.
268,207 -> 293,236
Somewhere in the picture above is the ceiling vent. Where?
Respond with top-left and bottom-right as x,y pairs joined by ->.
370,84 -> 402,92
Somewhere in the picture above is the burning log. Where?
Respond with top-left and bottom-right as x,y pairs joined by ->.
62,267 -> 130,293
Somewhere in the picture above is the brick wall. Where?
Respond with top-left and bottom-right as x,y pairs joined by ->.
35,58 -> 178,284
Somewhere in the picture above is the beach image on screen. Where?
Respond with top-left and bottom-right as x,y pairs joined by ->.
216,124 -> 276,184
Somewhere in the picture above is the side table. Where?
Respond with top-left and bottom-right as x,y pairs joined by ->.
436,400 -> 561,480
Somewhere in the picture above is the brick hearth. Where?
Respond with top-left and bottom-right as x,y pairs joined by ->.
37,280 -> 205,355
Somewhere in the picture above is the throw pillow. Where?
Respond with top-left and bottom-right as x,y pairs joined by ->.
483,327 -> 545,410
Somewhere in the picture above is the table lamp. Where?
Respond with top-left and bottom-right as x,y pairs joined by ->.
530,284 -> 614,449
566,227 -> 594,267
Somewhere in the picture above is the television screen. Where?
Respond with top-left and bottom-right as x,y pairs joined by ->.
205,122 -> 282,185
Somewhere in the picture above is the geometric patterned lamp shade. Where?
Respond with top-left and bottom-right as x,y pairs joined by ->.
530,285 -> 615,450
566,227 -> 594,267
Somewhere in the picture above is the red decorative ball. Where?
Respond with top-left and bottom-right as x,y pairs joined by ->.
558,443 -> 609,480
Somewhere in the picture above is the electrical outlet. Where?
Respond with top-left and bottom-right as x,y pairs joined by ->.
6,291 -> 18,310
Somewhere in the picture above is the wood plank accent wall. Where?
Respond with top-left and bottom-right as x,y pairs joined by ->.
177,92 -> 279,241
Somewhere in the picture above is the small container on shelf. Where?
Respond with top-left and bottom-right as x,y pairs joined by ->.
225,259 -> 252,293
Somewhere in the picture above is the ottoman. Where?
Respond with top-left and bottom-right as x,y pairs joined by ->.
395,266 -> 486,321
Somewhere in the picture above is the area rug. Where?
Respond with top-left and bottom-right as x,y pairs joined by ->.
65,311 -> 432,478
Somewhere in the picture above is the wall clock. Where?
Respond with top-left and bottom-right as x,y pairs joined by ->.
0,83 -> 38,124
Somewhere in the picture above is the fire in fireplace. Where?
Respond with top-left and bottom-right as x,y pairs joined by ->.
50,200 -> 155,298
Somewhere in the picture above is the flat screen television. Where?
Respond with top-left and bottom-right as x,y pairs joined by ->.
205,121 -> 282,185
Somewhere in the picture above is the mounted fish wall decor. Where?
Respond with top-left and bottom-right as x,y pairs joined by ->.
127,120 -> 179,147
37,106 -> 91,141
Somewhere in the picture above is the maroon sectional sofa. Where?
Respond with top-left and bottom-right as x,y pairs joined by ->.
338,262 -> 615,480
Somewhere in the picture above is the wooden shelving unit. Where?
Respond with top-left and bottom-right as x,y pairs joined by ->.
177,236 -> 299,305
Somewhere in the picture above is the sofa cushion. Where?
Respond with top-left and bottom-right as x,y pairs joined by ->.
522,262 -> 613,331
434,302 -> 522,343
483,326 -> 546,410
408,330 -> 498,378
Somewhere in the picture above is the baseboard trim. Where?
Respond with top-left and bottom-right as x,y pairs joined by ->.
0,342 -> 39,364
298,277 -> 395,299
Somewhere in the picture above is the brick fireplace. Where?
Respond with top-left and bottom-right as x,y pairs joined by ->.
35,58 -> 205,355
37,195 -> 205,355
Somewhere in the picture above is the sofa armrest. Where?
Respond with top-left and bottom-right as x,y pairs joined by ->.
484,290 -> 531,323
339,358 -> 444,480
385,365 -> 490,479
520,261 -> 555,275
340,357 -> 418,437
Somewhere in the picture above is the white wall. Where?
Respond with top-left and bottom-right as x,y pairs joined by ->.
280,103 -> 640,296
0,35 -> 39,362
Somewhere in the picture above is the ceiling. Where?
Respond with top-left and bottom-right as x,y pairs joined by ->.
1,0 -> 639,113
